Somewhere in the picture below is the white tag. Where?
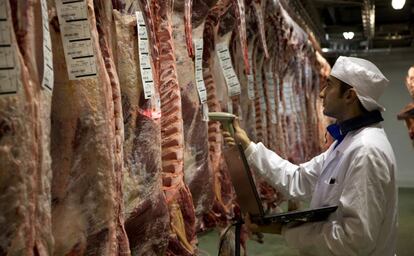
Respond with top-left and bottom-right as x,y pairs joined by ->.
283,79 -> 293,115
247,74 -> 255,100
251,103 -> 256,119
247,47 -> 254,100
56,0 -> 97,80
227,100 -> 233,114
266,72 -> 277,124
40,0 -> 53,91
194,39 -> 207,103
255,73 -> 266,112
202,102 -> 209,121
151,93 -> 161,119
216,43 -> 241,97
136,11 -> 155,99
262,112 -> 267,131
0,0 -> 19,95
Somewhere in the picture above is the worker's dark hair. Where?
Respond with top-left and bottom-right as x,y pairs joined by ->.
338,80 -> 369,113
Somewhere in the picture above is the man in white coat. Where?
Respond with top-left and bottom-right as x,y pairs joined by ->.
224,56 -> 398,255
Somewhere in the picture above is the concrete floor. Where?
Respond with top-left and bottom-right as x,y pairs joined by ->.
198,188 -> 414,256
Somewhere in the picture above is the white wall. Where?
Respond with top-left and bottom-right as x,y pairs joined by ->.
349,50 -> 414,187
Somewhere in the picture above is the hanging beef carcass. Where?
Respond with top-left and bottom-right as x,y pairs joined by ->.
49,0 -> 129,254
202,0 -> 236,230
171,0 -> 216,232
112,0 -> 171,254
151,0 -> 199,254
0,1 -> 53,254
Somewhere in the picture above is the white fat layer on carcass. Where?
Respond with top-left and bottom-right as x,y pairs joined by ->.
0,1 -> 20,95
136,11 -> 155,99
55,0 -> 97,80
40,0 -> 53,91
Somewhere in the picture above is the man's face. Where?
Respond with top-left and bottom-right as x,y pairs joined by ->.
319,76 -> 347,119
404,118 -> 414,145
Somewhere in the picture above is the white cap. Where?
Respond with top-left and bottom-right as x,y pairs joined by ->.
331,56 -> 389,111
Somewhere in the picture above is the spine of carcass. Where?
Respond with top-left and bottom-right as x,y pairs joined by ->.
152,0 -> 197,254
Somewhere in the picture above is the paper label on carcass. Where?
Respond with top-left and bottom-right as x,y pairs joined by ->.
266,72 -> 277,124
136,11 -> 155,99
56,0 -> 97,80
283,80 -> 293,115
227,100 -> 233,114
262,112 -> 267,131
150,93 -> 161,119
194,39 -> 207,103
255,73 -> 266,112
202,102 -> 209,122
247,74 -> 255,100
251,102 -> 256,118
216,43 -> 241,97
247,47 -> 254,100
0,0 -> 19,95
40,0 -> 53,91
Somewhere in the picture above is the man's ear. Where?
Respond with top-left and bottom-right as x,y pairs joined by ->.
345,89 -> 358,103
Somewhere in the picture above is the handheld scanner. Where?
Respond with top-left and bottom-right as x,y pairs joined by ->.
208,112 -> 236,136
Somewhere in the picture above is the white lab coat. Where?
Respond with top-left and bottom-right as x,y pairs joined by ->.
245,123 -> 398,256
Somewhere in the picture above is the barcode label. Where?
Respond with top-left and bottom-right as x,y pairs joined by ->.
216,43 -> 241,97
266,72 -> 277,124
227,100 -> 233,114
247,47 -> 254,100
283,81 -> 293,115
41,0 -> 53,91
150,93 -> 161,119
194,39 -> 207,103
247,75 -> 254,100
202,102 -> 209,121
251,102 -> 256,119
256,73 -> 266,112
56,0 -> 97,80
136,11 -> 154,99
0,0 -> 19,95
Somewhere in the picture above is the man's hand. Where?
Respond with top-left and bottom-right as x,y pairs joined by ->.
222,117 -> 251,149
244,214 -> 283,235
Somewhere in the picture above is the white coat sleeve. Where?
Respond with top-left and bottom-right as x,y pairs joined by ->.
282,148 -> 391,255
245,142 -> 329,200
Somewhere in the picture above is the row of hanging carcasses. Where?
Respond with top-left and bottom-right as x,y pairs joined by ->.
0,0 -> 331,255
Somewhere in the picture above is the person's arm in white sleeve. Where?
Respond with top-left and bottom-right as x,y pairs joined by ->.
245,142 -> 329,201
282,148 -> 391,255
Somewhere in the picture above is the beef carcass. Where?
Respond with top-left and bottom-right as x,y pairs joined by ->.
49,0 -> 129,254
152,0 -> 198,254
0,0 -> 53,254
202,0 -> 236,230
172,0 -> 215,232
113,4 -> 171,255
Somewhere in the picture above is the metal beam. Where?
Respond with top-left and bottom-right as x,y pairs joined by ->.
322,46 -> 414,56
313,0 -> 362,6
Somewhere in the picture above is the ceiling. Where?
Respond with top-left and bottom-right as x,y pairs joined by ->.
289,0 -> 414,59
